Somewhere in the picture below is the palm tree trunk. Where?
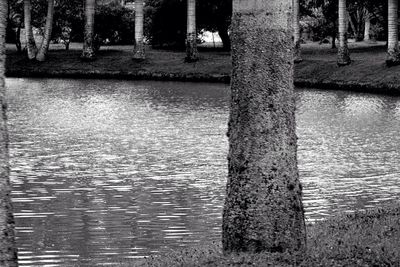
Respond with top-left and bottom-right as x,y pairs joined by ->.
24,0 -> 37,60
338,0 -> 351,66
185,0 -> 198,62
364,12 -> 371,42
133,0 -> 145,60
36,0 -> 55,62
81,0 -> 96,60
293,0 -> 302,63
223,0 -> 306,255
387,0 -> 400,65
0,0 -> 18,265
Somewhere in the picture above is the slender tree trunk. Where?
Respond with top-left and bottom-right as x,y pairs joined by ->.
364,13 -> 371,42
338,0 -> 351,66
15,26 -> 22,53
0,0 -> 18,265
36,0 -> 55,62
185,0 -> 198,62
293,0 -> 302,63
332,21 -> 337,49
217,25 -> 230,51
23,0 -> 37,60
387,0 -> 400,65
222,0 -> 306,255
132,0 -> 145,60
81,0 -> 96,61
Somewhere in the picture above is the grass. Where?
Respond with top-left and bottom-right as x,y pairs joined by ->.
5,40 -> 400,94
127,205 -> 400,266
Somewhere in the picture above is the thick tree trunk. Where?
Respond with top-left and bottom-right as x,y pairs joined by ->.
364,13 -> 371,42
387,0 -> 400,66
0,0 -> 18,266
338,0 -> 351,66
293,0 -> 302,63
23,0 -> 37,60
81,0 -> 96,61
133,0 -> 145,60
222,0 -> 306,255
36,0 -> 55,62
185,0 -> 198,62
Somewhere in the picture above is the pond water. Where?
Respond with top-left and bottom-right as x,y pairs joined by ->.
5,78 -> 400,266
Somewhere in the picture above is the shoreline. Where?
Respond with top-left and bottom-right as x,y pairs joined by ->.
6,41 -> 400,96
6,69 -> 400,96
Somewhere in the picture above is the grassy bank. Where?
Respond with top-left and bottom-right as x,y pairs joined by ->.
6,41 -> 400,95
129,205 -> 400,266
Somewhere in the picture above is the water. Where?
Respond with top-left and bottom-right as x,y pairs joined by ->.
5,78 -> 400,266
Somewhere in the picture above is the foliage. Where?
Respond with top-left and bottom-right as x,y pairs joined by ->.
94,2 -> 135,45
145,0 -> 231,50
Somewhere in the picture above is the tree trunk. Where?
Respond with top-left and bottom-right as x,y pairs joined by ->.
36,0 -> 55,62
338,0 -> 351,66
133,0 -> 145,60
332,21 -> 337,49
0,0 -> 18,265
387,0 -> 400,65
24,0 -> 37,60
293,0 -> 302,63
185,0 -> 198,62
364,12 -> 371,42
222,0 -> 306,255
15,26 -> 22,53
217,25 -> 230,51
81,0 -> 96,61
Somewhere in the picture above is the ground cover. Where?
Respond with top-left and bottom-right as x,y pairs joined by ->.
128,205 -> 400,266
5,41 -> 400,94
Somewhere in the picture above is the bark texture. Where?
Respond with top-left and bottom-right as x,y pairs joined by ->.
0,0 -> 18,265
185,0 -> 198,62
81,0 -> 96,61
133,0 -> 145,60
222,0 -> 306,255
36,0 -> 55,62
338,0 -> 351,66
23,0 -> 37,60
293,0 -> 302,63
387,0 -> 400,66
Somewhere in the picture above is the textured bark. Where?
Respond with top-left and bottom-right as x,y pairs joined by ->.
338,0 -> 351,66
81,0 -> 96,61
0,0 -> 18,265
222,0 -> 306,255
36,0 -> 55,62
387,0 -> 400,66
293,0 -> 302,63
185,0 -> 198,62
23,0 -> 37,60
133,0 -> 145,60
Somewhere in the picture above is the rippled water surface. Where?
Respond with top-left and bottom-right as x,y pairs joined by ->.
5,78 -> 400,266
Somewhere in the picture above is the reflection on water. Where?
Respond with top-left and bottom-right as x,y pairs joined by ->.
5,78 -> 400,266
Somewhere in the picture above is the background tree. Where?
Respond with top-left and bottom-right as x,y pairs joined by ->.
24,0 -> 38,59
81,0 -> 96,60
386,0 -> 400,65
133,0 -> 145,59
223,0 -> 306,254
36,0 -> 55,61
185,0 -> 198,62
337,0 -> 351,66
294,0 -> 302,62
0,0 -> 18,265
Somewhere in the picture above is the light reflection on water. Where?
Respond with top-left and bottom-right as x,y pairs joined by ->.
5,78 -> 400,266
